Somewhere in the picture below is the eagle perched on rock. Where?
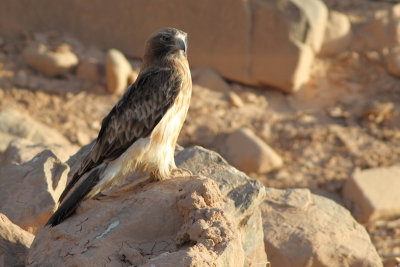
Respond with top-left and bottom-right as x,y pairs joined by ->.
47,28 -> 192,226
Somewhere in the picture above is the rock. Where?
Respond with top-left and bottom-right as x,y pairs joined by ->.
105,49 -> 133,94
385,46 -> 400,77
76,57 -> 101,82
320,11 -> 352,56
28,177 -> 246,266
22,43 -> 79,77
228,91 -> 244,108
0,150 -> 69,234
343,166 -> 400,223
0,109 -> 72,146
192,68 -> 231,92
175,146 -> 267,266
214,127 -> 283,174
0,0 -> 328,93
0,138 -> 79,168
261,188 -> 382,267
250,0 -> 327,92
0,213 -> 34,267
30,145 -> 267,266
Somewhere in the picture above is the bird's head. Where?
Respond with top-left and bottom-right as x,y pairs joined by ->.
143,28 -> 188,64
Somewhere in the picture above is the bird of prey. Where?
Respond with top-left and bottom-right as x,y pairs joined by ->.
47,28 -> 192,226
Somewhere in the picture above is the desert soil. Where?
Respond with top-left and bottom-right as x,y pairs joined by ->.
1,1 -> 400,262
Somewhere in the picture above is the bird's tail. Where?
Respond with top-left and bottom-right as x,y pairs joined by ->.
46,167 -> 103,227
59,159 -> 96,203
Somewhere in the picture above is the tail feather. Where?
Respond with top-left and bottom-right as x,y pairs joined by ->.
59,160 -> 96,203
58,171 -> 81,203
46,167 -> 102,227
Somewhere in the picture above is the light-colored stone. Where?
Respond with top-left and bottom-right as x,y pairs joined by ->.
22,43 -> 78,77
320,11 -> 352,56
28,177 -> 246,266
192,68 -> 231,92
105,48 -> 133,94
0,109 -> 72,146
0,138 -> 79,168
76,57 -> 101,81
0,150 -> 69,234
343,166 -> 400,223
250,0 -> 322,93
262,188 -> 382,267
228,91 -> 244,108
0,213 -> 34,267
0,0 -> 328,93
215,127 -> 283,174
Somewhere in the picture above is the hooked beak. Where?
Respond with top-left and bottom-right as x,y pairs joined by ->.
177,38 -> 187,53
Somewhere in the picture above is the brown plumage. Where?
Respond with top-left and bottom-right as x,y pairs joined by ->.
47,28 -> 192,226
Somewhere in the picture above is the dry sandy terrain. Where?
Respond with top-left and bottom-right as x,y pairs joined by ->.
1,1 -> 400,262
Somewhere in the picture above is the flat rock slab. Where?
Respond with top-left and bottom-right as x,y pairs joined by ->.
343,166 -> 400,223
261,188 -> 382,267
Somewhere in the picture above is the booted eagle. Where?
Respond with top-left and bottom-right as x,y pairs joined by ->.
47,28 -> 192,226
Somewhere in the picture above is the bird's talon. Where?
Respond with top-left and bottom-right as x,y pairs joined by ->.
171,168 -> 193,177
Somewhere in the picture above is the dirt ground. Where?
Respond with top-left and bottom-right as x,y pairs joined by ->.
1,1 -> 400,264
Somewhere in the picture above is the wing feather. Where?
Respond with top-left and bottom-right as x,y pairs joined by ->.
59,67 -> 183,203
93,68 -> 182,162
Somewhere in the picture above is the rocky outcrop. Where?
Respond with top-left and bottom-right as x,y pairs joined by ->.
0,150 -> 69,234
261,188 -> 382,267
0,213 -> 34,267
27,177 -> 246,266
0,0 -> 328,92
26,146 -> 267,266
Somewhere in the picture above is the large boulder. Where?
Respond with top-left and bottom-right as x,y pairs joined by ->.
27,145 -> 267,266
0,213 -> 34,267
0,150 -> 69,234
261,188 -> 382,267
0,0 -> 328,92
27,177 -> 246,266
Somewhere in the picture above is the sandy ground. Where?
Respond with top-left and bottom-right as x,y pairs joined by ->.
1,2 -> 400,261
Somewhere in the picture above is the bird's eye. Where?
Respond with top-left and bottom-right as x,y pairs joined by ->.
161,35 -> 171,42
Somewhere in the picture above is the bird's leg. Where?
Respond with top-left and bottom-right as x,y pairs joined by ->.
170,167 -> 193,177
